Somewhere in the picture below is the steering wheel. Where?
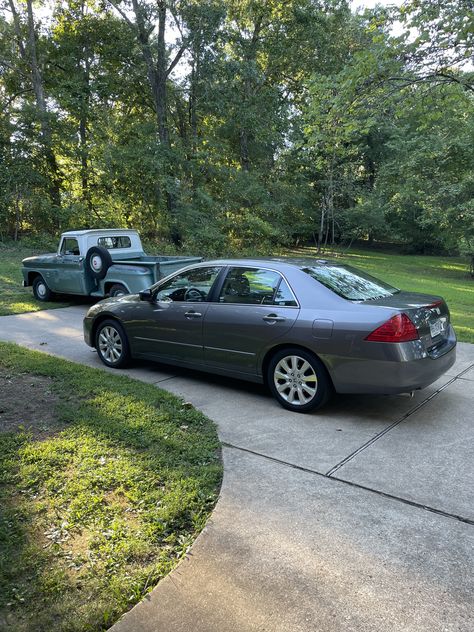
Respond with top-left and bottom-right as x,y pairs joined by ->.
184,287 -> 206,302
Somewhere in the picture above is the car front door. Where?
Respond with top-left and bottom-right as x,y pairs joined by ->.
203,266 -> 300,376
130,266 -> 224,364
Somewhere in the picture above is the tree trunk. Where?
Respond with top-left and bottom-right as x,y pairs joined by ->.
25,0 -> 62,210
130,0 -> 170,147
77,1 -> 91,215
156,1 -> 169,147
189,54 -> 199,155
239,15 -> 264,172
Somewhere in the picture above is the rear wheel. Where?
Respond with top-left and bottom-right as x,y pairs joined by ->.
95,319 -> 130,368
109,283 -> 129,298
267,348 -> 331,413
32,276 -> 53,302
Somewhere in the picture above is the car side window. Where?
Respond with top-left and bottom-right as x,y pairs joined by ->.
61,238 -> 80,256
156,266 -> 222,302
273,278 -> 298,307
219,267 -> 282,305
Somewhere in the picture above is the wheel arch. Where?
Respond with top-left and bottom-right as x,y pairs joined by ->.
103,280 -> 131,295
27,271 -> 43,286
261,343 -> 334,388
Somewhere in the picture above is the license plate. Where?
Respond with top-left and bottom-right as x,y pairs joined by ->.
429,320 -> 443,338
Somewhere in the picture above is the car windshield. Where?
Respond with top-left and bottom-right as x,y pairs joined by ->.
302,264 -> 399,301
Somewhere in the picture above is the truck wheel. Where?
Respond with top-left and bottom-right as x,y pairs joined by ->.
109,284 -> 129,297
33,276 -> 53,302
85,246 -> 112,280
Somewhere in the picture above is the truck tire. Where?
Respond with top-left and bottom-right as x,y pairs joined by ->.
85,246 -> 112,280
33,276 -> 53,302
109,283 -> 129,297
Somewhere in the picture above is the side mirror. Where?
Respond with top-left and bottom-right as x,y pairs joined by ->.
139,289 -> 153,302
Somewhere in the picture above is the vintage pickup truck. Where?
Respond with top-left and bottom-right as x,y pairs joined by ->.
22,229 -> 202,301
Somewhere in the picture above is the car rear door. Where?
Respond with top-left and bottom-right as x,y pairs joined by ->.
203,266 -> 300,375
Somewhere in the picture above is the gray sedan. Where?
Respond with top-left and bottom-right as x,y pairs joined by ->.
83,258 -> 456,413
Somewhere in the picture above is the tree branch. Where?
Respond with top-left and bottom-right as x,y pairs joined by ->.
166,44 -> 186,78
106,0 -> 136,30
7,0 -> 27,60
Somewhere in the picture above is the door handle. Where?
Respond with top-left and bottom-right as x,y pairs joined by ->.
184,311 -> 202,319
263,314 -> 286,323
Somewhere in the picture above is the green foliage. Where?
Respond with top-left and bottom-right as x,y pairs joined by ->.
0,0 -> 472,255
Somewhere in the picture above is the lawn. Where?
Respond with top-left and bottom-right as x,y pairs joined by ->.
285,246 -> 474,344
0,243 -> 70,315
0,342 -> 222,632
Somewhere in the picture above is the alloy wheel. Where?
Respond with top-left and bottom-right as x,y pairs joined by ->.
98,325 -> 123,364
273,354 -> 318,406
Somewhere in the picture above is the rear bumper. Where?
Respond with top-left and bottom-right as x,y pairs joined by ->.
325,328 -> 457,395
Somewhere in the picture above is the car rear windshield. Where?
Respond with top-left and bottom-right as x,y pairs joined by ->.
302,264 -> 399,301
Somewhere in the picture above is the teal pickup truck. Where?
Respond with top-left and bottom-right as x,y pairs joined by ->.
22,229 -> 202,301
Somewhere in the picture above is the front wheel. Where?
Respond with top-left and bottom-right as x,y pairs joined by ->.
267,348 -> 332,413
32,276 -> 53,302
95,319 -> 131,368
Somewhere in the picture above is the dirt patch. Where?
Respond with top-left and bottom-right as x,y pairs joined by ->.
0,370 -> 63,438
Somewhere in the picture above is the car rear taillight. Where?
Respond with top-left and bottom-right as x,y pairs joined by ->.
366,313 -> 419,343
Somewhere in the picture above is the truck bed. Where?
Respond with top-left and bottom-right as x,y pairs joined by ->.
111,255 -> 203,283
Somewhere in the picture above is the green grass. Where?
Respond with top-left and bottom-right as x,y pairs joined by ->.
0,244 -> 70,315
0,343 -> 222,632
284,246 -> 474,343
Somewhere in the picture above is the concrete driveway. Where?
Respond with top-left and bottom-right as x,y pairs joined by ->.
1,305 -> 473,631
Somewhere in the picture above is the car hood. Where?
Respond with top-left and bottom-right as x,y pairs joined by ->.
85,293 -> 141,316
22,253 -> 57,265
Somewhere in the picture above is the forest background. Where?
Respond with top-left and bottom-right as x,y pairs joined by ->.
1,0 -> 473,256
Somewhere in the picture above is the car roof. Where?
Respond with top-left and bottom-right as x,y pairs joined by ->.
201,257 -> 344,271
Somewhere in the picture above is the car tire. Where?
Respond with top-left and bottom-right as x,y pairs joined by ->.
85,246 -> 112,280
95,319 -> 131,368
109,283 -> 129,298
267,347 -> 332,413
32,276 -> 53,302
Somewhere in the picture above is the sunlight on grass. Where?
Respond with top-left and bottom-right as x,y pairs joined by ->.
0,343 -> 222,632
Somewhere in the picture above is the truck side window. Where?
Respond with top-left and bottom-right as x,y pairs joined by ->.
61,238 -> 80,256
98,236 -> 131,249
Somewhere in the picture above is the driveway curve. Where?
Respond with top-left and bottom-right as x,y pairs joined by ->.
1,306 -> 473,632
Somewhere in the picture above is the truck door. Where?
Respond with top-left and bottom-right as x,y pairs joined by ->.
54,237 -> 85,294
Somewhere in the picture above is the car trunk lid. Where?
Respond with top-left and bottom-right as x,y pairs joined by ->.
362,291 -> 451,351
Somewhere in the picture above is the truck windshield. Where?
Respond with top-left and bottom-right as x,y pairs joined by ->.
302,264 -> 399,301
